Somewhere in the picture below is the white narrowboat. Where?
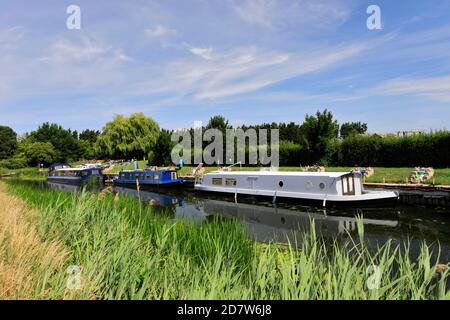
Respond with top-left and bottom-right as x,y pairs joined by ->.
194,171 -> 399,207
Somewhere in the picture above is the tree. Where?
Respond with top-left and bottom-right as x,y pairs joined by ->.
300,109 -> 339,164
79,129 -> 100,143
25,142 -> 56,166
79,129 -> 100,159
152,130 -> 175,166
340,122 -> 368,139
206,116 -> 232,133
0,126 -> 17,159
28,123 -> 82,162
95,113 -> 160,159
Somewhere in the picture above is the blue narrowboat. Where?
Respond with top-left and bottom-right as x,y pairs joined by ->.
114,168 -> 184,187
47,165 -> 104,184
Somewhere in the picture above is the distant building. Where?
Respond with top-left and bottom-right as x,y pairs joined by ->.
396,130 -> 424,137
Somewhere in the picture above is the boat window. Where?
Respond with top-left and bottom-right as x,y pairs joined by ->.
155,175 -> 159,180
319,182 -> 326,189
212,178 -> 223,186
226,178 -> 237,186
82,171 -> 88,176
305,181 -> 313,190
171,172 -> 177,180
279,181 -> 284,188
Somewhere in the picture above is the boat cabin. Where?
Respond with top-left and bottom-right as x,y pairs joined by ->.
194,171 -> 398,206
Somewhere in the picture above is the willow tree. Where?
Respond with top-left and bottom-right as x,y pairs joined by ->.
96,113 -> 160,159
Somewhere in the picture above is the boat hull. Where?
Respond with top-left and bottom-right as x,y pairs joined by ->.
194,186 -> 399,208
113,179 -> 185,189
47,176 -> 103,185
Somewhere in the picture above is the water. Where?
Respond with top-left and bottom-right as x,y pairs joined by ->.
44,181 -> 450,261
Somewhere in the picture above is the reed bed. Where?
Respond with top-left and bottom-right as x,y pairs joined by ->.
2,180 -> 449,300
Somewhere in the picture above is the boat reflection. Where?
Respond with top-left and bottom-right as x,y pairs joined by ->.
112,186 -> 399,243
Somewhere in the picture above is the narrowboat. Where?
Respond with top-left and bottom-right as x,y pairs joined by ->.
47,166 -> 104,184
113,168 -> 184,187
194,171 -> 399,207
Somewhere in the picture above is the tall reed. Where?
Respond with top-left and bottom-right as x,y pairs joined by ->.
3,180 -> 449,300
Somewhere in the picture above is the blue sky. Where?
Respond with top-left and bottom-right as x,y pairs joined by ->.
0,0 -> 449,134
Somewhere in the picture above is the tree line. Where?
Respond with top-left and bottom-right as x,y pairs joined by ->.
0,110 -> 449,168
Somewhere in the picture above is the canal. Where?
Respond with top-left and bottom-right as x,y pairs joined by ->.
37,180 -> 450,262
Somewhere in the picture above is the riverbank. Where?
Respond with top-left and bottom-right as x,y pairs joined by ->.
0,182 -> 68,299
3,165 -> 450,186
0,179 -> 449,299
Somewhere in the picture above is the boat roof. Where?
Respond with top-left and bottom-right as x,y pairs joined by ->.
54,167 -> 99,171
120,168 -> 175,173
205,171 -> 352,178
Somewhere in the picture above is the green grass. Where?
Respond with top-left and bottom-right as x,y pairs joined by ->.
3,163 -> 450,185
0,167 -> 45,177
3,180 -> 449,300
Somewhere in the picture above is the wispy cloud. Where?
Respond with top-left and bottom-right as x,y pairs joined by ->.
133,41 -> 371,101
367,76 -> 450,102
145,25 -> 177,38
230,0 -> 351,29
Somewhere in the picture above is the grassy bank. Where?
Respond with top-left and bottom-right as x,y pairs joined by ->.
3,165 -> 450,185
1,180 -> 449,300
177,166 -> 450,185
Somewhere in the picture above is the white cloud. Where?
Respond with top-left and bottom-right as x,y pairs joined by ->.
145,25 -> 177,38
230,0 -> 351,29
188,46 -> 216,60
133,41 -> 370,101
367,76 -> 450,102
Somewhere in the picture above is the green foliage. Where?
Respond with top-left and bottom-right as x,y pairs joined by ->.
152,129 -> 175,166
206,115 -> 232,133
340,121 -> 368,139
0,157 -> 27,169
79,129 -> 100,143
299,109 -> 339,164
340,131 -> 450,167
24,142 -> 56,166
28,123 -> 81,163
0,126 -> 18,160
96,113 -> 160,159
279,141 -> 302,166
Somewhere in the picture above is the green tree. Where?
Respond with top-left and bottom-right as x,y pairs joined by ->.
152,130 -> 175,166
79,129 -> 100,159
206,115 -> 232,133
28,123 -> 81,162
79,129 -> 100,144
340,122 -> 368,139
300,109 -> 339,164
25,142 -> 56,166
96,113 -> 160,159
0,126 -> 18,160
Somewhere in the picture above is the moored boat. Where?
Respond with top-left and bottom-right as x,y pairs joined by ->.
114,168 -> 184,187
194,171 -> 399,207
47,165 -> 104,184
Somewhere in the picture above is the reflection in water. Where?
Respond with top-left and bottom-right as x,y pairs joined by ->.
45,181 -> 450,260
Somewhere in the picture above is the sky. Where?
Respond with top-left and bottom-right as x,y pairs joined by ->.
0,0 -> 450,134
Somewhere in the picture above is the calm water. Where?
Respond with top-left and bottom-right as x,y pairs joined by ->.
43,181 -> 450,261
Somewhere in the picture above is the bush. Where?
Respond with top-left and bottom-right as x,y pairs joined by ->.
0,157 -> 27,169
339,131 -> 450,168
